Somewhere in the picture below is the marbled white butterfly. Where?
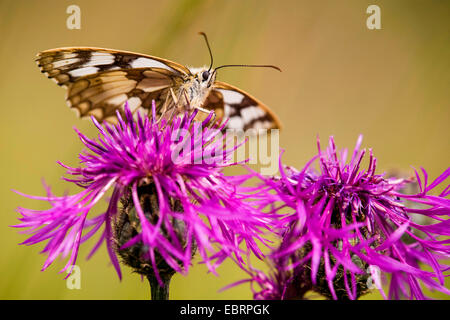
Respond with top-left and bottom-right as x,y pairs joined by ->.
36,33 -> 282,131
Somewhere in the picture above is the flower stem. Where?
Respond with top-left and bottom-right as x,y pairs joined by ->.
147,273 -> 172,300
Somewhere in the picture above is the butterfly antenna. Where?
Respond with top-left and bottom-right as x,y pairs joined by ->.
215,64 -> 282,72
199,32 -> 214,71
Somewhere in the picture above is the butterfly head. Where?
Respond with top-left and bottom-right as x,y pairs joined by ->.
184,66 -> 217,107
200,67 -> 216,88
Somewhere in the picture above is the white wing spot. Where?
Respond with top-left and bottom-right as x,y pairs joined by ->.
69,67 -> 99,77
127,97 -> 142,112
227,117 -> 244,129
60,53 -> 78,59
224,104 -> 232,117
105,94 -> 128,106
241,106 -> 266,123
91,52 -> 114,57
52,58 -> 80,69
218,89 -> 244,104
131,58 -> 175,72
83,54 -> 115,67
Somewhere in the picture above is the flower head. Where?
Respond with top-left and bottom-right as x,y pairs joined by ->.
13,103 -> 273,282
246,135 -> 450,300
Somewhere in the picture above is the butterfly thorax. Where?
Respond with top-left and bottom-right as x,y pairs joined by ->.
177,66 -> 216,110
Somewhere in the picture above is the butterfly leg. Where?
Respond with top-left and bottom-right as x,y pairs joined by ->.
163,88 -> 184,124
170,87 -> 180,105
155,90 -> 173,124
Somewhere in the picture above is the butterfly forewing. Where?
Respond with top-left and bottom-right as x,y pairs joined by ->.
37,47 -> 190,82
36,47 -> 190,122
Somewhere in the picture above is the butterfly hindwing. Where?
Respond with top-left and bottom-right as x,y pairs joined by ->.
207,81 -> 282,131
66,69 -> 182,122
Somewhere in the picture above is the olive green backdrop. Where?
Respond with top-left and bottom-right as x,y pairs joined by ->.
0,0 -> 448,299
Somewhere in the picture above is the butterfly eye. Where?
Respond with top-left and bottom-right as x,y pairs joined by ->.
202,71 -> 209,82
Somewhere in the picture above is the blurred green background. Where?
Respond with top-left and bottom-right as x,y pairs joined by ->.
0,0 -> 449,299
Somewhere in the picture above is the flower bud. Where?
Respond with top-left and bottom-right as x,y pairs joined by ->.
113,182 -> 195,279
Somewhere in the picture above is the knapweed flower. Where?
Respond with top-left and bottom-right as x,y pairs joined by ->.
244,135 -> 450,300
13,103 -> 273,287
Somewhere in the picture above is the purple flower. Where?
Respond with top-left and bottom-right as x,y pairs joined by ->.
13,103 -> 273,283
245,135 -> 450,300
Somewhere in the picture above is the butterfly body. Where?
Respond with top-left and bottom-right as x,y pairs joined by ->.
37,46 -> 281,130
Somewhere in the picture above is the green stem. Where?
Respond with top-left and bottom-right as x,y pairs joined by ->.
147,273 -> 172,300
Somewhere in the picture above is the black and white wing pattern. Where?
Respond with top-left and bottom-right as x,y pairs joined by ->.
204,81 -> 282,131
36,47 -> 190,122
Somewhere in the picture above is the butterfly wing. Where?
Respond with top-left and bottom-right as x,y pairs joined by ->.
203,81 -> 282,131
36,47 -> 190,122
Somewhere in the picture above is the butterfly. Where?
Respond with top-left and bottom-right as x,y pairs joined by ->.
36,33 -> 282,131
